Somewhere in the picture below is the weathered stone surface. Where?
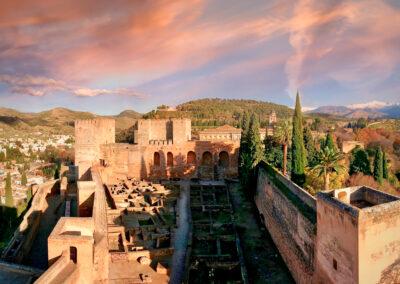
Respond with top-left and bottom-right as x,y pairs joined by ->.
139,256 -> 151,265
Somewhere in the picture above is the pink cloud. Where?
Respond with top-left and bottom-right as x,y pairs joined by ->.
0,74 -> 145,97
0,0 -> 398,101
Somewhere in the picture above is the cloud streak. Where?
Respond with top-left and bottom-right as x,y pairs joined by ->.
285,0 -> 400,97
0,74 -> 145,98
0,0 -> 399,109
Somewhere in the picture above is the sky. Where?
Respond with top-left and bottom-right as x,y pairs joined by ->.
0,0 -> 399,115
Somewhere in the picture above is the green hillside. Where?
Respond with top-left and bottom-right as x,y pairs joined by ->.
144,98 -> 293,128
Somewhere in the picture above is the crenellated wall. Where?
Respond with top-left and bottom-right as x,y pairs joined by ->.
74,118 -> 115,180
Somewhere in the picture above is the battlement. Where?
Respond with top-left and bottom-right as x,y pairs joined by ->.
134,118 -> 191,145
75,117 -> 115,126
75,118 -> 115,180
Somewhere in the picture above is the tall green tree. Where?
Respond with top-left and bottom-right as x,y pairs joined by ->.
313,147 -> 346,190
26,187 -> 32,202
382,151 -> 388,179
303,126 -> 317,167
291,92 -> 306,186
324,132 -> 337,152
5,172 -> 14,207
373,147 -> 383,184
21,171 -> 27,186
274,120 -> 292,176
239,111 -> 251,186
248,113 -> 263,168
349,147 -> 371,176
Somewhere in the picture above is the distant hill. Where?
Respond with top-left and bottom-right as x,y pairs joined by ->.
144,98 -> 293,128
0,107 -> 142,136
310,102 -> 400,119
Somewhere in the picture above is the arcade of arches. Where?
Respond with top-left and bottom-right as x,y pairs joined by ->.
152,150 -> 231,168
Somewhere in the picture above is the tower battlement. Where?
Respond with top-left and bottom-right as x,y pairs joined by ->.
75,118 -> 115,180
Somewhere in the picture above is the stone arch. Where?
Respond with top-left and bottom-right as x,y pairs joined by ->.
70,246 -> 77,263
218,151 -> 229,168
154,152 -> 161,167
201,151 -> 213,166
167,152 -> 173,167
187,151 -> 196,165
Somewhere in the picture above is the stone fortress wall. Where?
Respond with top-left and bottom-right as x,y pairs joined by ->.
255,163 -> 316,284
255,161 -> 400,284
75,118 -> 239,181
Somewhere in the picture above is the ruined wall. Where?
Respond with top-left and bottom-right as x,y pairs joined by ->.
255,164 -> 316,284
75,119 -> 115,180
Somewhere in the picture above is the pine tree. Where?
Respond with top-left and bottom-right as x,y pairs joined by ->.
21,171 -> 27,186
349,147 -> 371,176
373,147 -> 383,184
291,92 -> 306,186
5,172 -> 14,207
382,151 -> 388,179
303,126 -> 317,167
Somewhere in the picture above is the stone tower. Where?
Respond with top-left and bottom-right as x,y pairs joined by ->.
315,187 -> 400,283
75,118 -> 115,180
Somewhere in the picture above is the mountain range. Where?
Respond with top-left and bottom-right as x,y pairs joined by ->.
309,101 -> 400,119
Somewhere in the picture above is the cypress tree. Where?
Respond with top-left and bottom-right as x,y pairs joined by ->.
373,147 -> 383,184
21,171 -> 27,186
239,111 -> 251,187
324,132 -> 337,152
26,187 -> 32,202
303,126 -> 317,167
5,172 -> 14,207
349,148 -> 371,176
247,113 -> 263,168
382,151 -> 388,179
291,92 -> 306,186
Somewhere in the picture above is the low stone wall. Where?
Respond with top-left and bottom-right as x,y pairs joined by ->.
255,163 -> 316,284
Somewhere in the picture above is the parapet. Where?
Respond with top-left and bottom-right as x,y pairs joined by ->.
317,186 -> 399,217
75,118 -> 116,128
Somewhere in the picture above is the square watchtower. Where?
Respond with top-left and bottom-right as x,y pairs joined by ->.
315,186 -> 400,284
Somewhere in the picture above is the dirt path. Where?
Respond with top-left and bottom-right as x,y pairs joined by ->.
228,182 -> 294,284
170,180 -> 190,284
